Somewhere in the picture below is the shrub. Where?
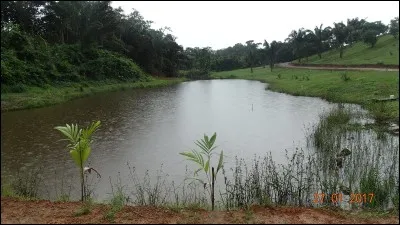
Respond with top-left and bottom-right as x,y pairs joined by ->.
340,72 -> 350,82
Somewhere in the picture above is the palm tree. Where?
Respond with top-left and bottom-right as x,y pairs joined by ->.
286,28 -> 306,63
332,22 -> 349,58
246,40 -> 261,73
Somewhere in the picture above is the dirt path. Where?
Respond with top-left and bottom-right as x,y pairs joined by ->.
277,62 -> 399,72
1,197 -> 398,224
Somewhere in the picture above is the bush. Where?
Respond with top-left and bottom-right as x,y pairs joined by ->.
80,50 -> 146,81
184,69 -> 211,80
1,84 -> 27,93
340,72 -> 350,82
1,29 -> 149,86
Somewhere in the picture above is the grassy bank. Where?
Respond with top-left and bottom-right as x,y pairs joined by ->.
211,67 -> 399,123
1,78 -> 185,112
296,35 -> 399,65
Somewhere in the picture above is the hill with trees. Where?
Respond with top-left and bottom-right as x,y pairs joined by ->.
1,1 -> 399,89
292,34 -> 398,66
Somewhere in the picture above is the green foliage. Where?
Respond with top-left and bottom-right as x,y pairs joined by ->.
1,28 -> 148,87
1,1 -> 184,86
332,22 -> 349,58
80,50 -> 145,81
359,168 -> 393,208
389,17 -> 399,39
4,167 -> 44,199
1,84 -> 27,93
179,133 -> 224,210
362,30 -> 379,48
56,194 -> 70,203
299,35 -> 399,65
55,121 -> 101,201
362,21 -> 388,48
340,72 -> 351,82
74,198 -> 94,217
181,69 -> 211,80
105,183 -> 126,222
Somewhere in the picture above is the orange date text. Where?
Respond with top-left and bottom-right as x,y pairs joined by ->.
313,193 -> 374,204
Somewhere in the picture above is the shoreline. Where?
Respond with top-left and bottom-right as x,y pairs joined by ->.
2,67 -> 399,125
211,67 -> 399,124
1,78 -> 186,113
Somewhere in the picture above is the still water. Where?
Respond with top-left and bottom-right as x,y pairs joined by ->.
1,80 -> 337,200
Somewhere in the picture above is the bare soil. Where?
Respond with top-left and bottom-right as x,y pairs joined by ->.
1,197 -> 398,224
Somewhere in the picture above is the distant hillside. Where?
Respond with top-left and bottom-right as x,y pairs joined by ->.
294,35 -> 399,66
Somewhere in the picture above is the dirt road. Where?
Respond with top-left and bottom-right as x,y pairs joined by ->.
1,197 -> 398,224
277,62 -> 399,72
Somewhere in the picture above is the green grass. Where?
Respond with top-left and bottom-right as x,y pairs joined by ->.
211,67 -> 399,123
1,78 -> 185,112
298,35 -> 399,65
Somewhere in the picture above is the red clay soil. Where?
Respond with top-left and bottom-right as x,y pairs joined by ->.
1,197 -> 399,224
278,62 -> 399,72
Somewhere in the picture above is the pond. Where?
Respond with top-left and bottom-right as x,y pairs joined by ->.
1,80 -> 398,208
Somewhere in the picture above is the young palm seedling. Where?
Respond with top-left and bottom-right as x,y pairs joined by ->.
179,132 -> 224,210
55,121 -> 101,201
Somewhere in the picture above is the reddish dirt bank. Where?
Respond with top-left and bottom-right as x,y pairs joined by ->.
278,62 -> 399,72
1,197 -> 399,224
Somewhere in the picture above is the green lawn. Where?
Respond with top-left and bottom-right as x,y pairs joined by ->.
1,78 -> 185,112
211,67 -> 399,123
296,35 -> 399,65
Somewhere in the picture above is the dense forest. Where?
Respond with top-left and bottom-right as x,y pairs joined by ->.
1,1 -> 399,89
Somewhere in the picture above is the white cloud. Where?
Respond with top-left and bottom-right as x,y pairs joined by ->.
111,1 -> 399,50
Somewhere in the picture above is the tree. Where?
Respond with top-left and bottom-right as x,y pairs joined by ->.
332,22 -> 349,58
361,21 -> 388,48
263,40 -> 269,68
303,30 -> 317,62
264,40 -> 280,71
389,17 -> 399,39
312,24 -> 332,59
245,40 -> 261,73
286,28 -> 306,63
1,1 -> 45,34
346,17 -> 367,46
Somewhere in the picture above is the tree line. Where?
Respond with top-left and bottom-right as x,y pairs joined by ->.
1,1 -> 399,86
184,17 -> 399,75
1,1 -> 185,87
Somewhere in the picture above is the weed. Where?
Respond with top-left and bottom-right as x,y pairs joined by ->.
105,175 -> 127,222
340,72 -> 350,82
9,166 -> 44,199
244,207 -> 254,223
56,194 -> 70,202
376,61 -> 384,65
74,198 -> 93,217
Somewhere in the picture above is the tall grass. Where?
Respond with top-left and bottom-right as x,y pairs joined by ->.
1,166 -> 45,199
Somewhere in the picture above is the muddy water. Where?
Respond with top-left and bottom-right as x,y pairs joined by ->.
1,80 -> 339,200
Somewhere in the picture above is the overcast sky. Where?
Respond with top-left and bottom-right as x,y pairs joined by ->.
111,1 -> 399,50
